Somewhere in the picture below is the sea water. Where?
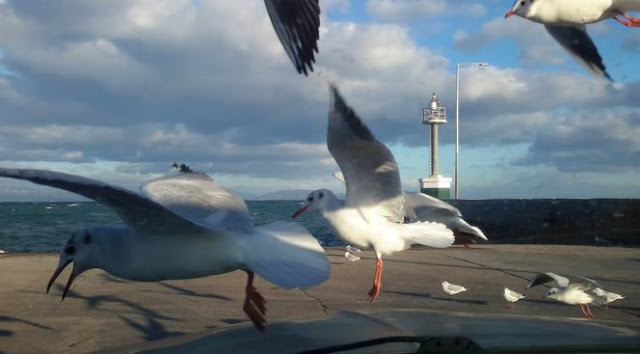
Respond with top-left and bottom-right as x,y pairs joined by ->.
0,201 -> 342,254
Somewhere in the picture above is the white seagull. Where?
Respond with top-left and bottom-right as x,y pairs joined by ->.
292,85 -> 455,302
504,287 -> 526,309
505,0 -> 640,80
442,281 -> 468,297
265,0 -> 321,75
0,166 -> 330,331
527,272 -> 607,319
332,172 -> 487,246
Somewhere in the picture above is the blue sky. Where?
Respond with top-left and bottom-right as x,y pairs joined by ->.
0,0 -> 638,201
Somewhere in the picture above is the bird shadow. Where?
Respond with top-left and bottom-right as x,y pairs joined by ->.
151,282 -> 232,301
0,314 -> 54,339
384,290 -> 489,305
116,314 -> 186,341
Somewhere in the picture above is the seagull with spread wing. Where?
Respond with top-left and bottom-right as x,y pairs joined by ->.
292,85 -> 454,302
0,166 -> 330,331
505,0 -> 640,80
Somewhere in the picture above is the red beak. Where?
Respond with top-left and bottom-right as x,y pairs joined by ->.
47,259 -> 75,300
504,10 -> 515,18
291,205 -> 309,219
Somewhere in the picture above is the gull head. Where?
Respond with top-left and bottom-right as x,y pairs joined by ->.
292,189 -> 333,218
505,0 -> 532,19
545,287 -> 560,300
47,228 -> 99,300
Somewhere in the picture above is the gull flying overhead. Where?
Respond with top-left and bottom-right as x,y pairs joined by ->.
505,0 -> 640,80
265,0 -> 321,75
292,85 -> 454,302
527,272 -> 607,319
333,172 -> 487,246
442,281 -> 468,297
0,166 -> 330,331
504,287 -> 526,309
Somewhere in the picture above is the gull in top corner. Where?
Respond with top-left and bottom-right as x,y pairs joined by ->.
0,165 -> 330,331
292,85 -> 454,302
505,0 -> 640,80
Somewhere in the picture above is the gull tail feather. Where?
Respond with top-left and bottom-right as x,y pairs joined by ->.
454,220 -> 488,241
242,221 -> 330,289
401,221 -> 454,248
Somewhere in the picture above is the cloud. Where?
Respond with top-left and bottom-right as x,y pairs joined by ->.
367,0 -> 487,22
0,0 -> 638,199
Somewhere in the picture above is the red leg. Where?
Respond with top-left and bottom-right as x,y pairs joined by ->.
579,304 -> 588,317
614,11 -> 640,27
585,304 -> 595,319
368,255 -> 383,302
242,270 -> 267,331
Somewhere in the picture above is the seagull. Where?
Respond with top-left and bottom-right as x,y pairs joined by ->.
332,172 -> 487,246
527,272 -> 607,319
593,287 -> 625,308
442,281 -> 468,297
0,166 -> 330,331
265,0 -> 321,75
505,0 -> 640,80
504,287 -> 526,309
292,85 -> 455,302
344,244 -> 362,261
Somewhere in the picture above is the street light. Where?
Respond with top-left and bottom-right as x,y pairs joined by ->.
455,62 -> 488,200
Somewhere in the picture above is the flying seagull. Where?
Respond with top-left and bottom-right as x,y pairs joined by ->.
292,85 -> 454,302
0,166 -> 330,331
265,0 -> 321,75
527,272 -> 607,319
332,172 -> 487,246
505,0 -> 640,80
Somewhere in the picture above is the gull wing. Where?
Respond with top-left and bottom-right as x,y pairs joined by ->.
327,85 -> 404,223
544,24 -> 612,81
0,168 -> 212,235
141,171 -> 253,232
527,272 -> 570,288
264,0 -> 320,76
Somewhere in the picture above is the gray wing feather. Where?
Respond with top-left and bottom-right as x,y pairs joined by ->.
545,24 -> 612,81
0,168 -> 210,235
141,172 -> 253,232
327,85 -> 404,223
265,0 -> 320,75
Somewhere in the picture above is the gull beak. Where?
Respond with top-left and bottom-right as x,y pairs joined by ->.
46,259 -> 75,300
504,10 -> 516,18
291,205 -> 309,219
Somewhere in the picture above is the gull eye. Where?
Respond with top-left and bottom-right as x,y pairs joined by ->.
318,192 -> 324,199
65,245 -> 76,255
520,1 -> 525,5
307,196 -> 313,202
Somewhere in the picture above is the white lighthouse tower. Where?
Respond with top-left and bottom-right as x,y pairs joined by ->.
419,93 -> 452,199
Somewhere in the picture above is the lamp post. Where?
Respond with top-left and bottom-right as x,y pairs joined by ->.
455,62 -> 488,200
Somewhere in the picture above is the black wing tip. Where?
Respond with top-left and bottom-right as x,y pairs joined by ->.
328,84 -> 375,141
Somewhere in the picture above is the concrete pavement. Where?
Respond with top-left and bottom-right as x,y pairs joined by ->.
0,245 -> 638,353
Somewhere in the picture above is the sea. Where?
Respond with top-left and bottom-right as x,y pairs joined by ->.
0,201 -> 343,254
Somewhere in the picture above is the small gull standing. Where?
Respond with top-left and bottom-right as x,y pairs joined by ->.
344,244 -> 362,262
442,281 -> 468,297
292,85 -> 454,302
504,287 -> 526,309
527,272 -> 607,319
593,287 -> 625,308
0,166 -> 330,331
505,0 -> 640,80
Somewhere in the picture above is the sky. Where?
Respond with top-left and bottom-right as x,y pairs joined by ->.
0,0 -> 639,201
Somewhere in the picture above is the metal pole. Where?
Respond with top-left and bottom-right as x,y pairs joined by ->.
455,63 -> 460,200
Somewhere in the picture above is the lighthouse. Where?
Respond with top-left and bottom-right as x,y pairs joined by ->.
419,93 -> 452,199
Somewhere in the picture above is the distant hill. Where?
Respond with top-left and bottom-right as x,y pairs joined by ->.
251,190 -> 313,201
251,190 -> 345,201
